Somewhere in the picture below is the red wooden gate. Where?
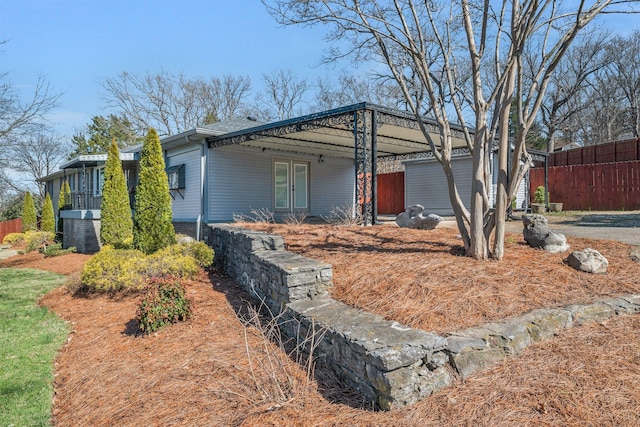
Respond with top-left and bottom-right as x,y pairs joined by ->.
377,172 -> 405,214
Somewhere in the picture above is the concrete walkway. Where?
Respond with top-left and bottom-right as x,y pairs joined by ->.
0,244 -> 18,261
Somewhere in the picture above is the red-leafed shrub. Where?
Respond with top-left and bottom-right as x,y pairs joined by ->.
136,276 -> 192,334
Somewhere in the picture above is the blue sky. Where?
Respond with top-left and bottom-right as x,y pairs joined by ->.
1,0 -> 337,137
2,1 -> 639,139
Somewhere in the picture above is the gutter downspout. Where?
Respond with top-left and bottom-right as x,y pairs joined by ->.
197,139 -> 206,241
183,133 -> 207,242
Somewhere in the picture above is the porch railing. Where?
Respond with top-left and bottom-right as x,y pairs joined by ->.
71,191 -> 102,210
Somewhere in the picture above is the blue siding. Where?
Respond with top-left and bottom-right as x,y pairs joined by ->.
166,146 -> 202,220
207,146 -> 355,222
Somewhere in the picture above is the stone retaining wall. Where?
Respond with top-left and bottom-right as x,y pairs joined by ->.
212,225 -> 451,409
211,224 -> 640,410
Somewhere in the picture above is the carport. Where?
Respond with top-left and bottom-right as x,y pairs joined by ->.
207,102 -> 469,225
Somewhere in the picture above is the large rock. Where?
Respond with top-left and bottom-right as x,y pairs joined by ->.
522,214 -> 569,253
396,205 -> 443,230
567,248 -> 608,274
630,246 -> 640,263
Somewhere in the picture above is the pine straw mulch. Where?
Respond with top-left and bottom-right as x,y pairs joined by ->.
242,223 -> 640,333
1,229 -> 640,425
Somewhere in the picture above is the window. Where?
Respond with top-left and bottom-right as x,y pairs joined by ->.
93,167 -> 105,196
274,161 -> 290,209
166,164 -> 186,190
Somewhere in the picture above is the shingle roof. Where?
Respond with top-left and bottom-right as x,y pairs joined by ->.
200,116 -> 263,135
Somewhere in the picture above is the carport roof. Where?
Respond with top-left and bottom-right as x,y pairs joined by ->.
207,102 -> 470,158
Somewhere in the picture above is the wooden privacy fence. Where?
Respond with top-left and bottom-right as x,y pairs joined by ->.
552,138 -> 640,166
0,218 -> 22,243
377,172 -> 405,215
530,161 -> 640,211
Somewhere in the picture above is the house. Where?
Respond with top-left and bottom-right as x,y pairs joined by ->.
40,103 -> 479,252
40,150 -> 139,253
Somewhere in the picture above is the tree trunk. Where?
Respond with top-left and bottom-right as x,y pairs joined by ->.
468,126 -> 489,259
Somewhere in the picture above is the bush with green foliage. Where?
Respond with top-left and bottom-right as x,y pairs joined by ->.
40,193 -> 55,233
40,243 -> 77,258
184,241 -> 214,267
80,240 -> 207,293
136,276 -> 192,334
57,180 -> 72,239
80,245 -> 148,292
21,192 -> 37,232
100,139 -> 134,247
133,128 -> 176,254
3,233 -> 25,246
24,231 -> 55,253
156,241 -> 214,268
534,186 -> 549,204
145,246 -> 199,279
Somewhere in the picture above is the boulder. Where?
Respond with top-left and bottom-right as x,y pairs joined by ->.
630,246 -> 640,263
522,214 -> 569,253
396,205 -> 443,230
567,248 -> 608,274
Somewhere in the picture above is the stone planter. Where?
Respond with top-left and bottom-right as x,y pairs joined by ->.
548,202 -> 563,212
531,203 -> 546,214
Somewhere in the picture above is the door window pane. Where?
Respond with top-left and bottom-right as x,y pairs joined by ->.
293,163 -> 308,209
274,162 -> 289,209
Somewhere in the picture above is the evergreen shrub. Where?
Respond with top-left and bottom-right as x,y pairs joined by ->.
154,242 -> 213,268
24,231 -> 55,253
80,246 -> 148,292
133,128 -> 175,254
21,192 -> 37,232
3,233 -> 25,246
40,243 -> 77,257
136,276 -> 192,333
57,181 -> 72,240
41,193 -> 55,233
80,240 -> 207,293
100,139 -> 133,247
146,247 -> 199,279
184,241 -> 214,267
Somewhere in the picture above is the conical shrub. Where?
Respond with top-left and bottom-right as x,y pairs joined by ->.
41,193 -> 55,233
21,192 -> 37,232
100,139 -> 133,247
133,128 -> 175,254
57,180 -> 72,239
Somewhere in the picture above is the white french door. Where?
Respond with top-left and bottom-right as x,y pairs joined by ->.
274,160 -> 309,212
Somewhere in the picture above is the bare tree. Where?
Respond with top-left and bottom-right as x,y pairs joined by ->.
1,41 -> 61,157
266,0 -> 639,260
255,70 -> 309,121
573,69 -> 626,145
538,31 -> 612,151
9,131 -> 70,195
102,71 -> 252,136
607,30 -> 640,138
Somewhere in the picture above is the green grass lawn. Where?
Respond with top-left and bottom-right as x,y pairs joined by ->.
0,268 -> 69,426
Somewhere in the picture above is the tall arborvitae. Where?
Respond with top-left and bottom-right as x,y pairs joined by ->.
21,192 -> 37,232
41,193 -> 55,233
100,139 -> 133,247
57,180 -> 72,238
133,128 -> 175,254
